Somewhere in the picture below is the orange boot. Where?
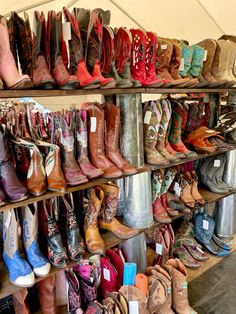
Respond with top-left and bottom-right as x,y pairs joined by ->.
98,183 -> 139,239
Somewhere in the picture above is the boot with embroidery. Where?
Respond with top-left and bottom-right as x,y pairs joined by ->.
32,11 -> 55,89
0,16 -> 32,89
114,27 -> 141,87
143,101 -> 169,165
76,110 -> 104,179
103,103 -> 137,175
65,269 -> 83,314
98,182 -> 139,239
47,11 -> 79,89
22,203 -> 51,277
84,186 -> 105,255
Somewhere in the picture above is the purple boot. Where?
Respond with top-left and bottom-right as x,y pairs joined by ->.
0,187 -> 6,206
0,125 -> 28,202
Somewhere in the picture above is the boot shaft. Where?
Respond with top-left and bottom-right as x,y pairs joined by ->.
3,209 -> 19,257
100,183 -> 119,223
188,44 -> 205,78
114,27 -> 132,74
22,204 -> 38,250
168,39 -> 183,80
76,110 -> 89,162
179,43 -> 193,77
85,186 -> 104,225
103,103 -> 120,153
152,169 -> 164,200
146,32 -> 158,79
101,25 -> 115,74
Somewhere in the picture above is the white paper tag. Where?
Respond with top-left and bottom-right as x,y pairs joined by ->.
144,240 -> 147,251
144,111 -> 152,124
129,301 -> 139,314
103,268 -> 110,281
214,159 -> 221,167
90,117 -> 97,132
156,243 -> 163,255
5,211 -> 12,228
206,130 -> 216,133
62,22 -> 72,41
174,182 -> 181,197
196,246 -> 204,254
179,58 -> 185,71
161,44 -> 167,50
203,220 -> 209,230
203,50 -> 208,61
202,109 -> 206,116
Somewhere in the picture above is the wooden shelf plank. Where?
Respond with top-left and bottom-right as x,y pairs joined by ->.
0,166 -> 150,213
199,187 -> 236,204
0,87 -> 235,98
0,214 -> 184,299
187,238 -> 236,283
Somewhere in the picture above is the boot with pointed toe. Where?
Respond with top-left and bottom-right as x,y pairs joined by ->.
84,186 -> 105,255
82,102 -> 122,178
98,183 -> 139,239
22,203 -> 51,277
0,125 -> 28,202
178,174 -> 195,208
47,11 -> 79,90
32,11 -> 55,89
76,110 -> 104,179
0,16 -> 32,89
103,103 -> 137,175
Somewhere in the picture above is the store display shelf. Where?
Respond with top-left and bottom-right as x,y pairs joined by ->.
150,147 -> 236,171
0,87 -> 235,98
0,166 -> 150,213
0,214 -> 184,299
199,187 -> 236,204
187,239 -> 236,283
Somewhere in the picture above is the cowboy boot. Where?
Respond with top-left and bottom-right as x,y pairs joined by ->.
0,125 -> 28,202
22,203 -> 51,277
143,101 -> 169,165
114,27 -> 141,87
101,25 -> 132,88
12,289 -> 30,314
61,195 -> 85,261
12,141 -> 31,185
168,108 -> 198,158
179,43 -> 193,78
156,99 -> 178,161
165,259 -> 197,314
47,11 -> 79,89
63,7 -> 99,89
59,115 -> 88,185
65,269 -> 83,313
188,44 -> 209,87
7,13 -> 18,68
32,11 -> 55,89
84,186 -> 105,255
12,12 -> 32,79
152,170 -> 172,223
38,275 -> 57,314
184,171 -> 204,205
0,16 -> 32,89
103,103 -> 137,175
178,173 -> 195,208
130,29 -> 164,87
43,199 -> 69,268
77,9 -> 115,89
0,187 -> 6,206
76,110 -> 104,179
160,167 -> 179,216
82,102 -> 122,178
3,209 -> 35,287
98,183 -> 139,239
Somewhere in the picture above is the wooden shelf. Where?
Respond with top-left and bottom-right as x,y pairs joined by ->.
0,214 -> 184,299
0,87 -> 235,98
199,187 -> 236,204
187,238 -> 236,283
150,147 -> 236,171
0,166 -> 150,212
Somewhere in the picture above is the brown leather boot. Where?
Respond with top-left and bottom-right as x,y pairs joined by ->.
103,103 -> 137,175
98,183 -> 139,239
84,186 -> 105,255
165,259 -> 197,314
82,102 -> 122,178
178,174 -> 195,209
185,171 -> 205,206
12,289 -> 30,314
38,275 -> 57,314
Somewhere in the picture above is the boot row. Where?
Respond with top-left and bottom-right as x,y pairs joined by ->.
2,8 -> 236,90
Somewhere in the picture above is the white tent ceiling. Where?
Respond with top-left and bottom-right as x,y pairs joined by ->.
1,0 -> 235,43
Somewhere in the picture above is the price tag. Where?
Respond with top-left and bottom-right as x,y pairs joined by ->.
214,159 -> 221,167
203,220 -> 209,230
129,301 -> 139,314
90,117 -> 97,132
62,22 -> 72,41
103,268 -> 110,281
156,243 -> 163,255
179,58 -> 185,71
174,182 -> 181,197
203,50 -> 208,61
161,44 -> 167,50
5,211 -> 12,228
144,111 -> 152,124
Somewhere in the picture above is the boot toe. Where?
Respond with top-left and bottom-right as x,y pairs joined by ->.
33,263 -> 51,277
14,272 -> 35,287
102,166 -> 123,178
